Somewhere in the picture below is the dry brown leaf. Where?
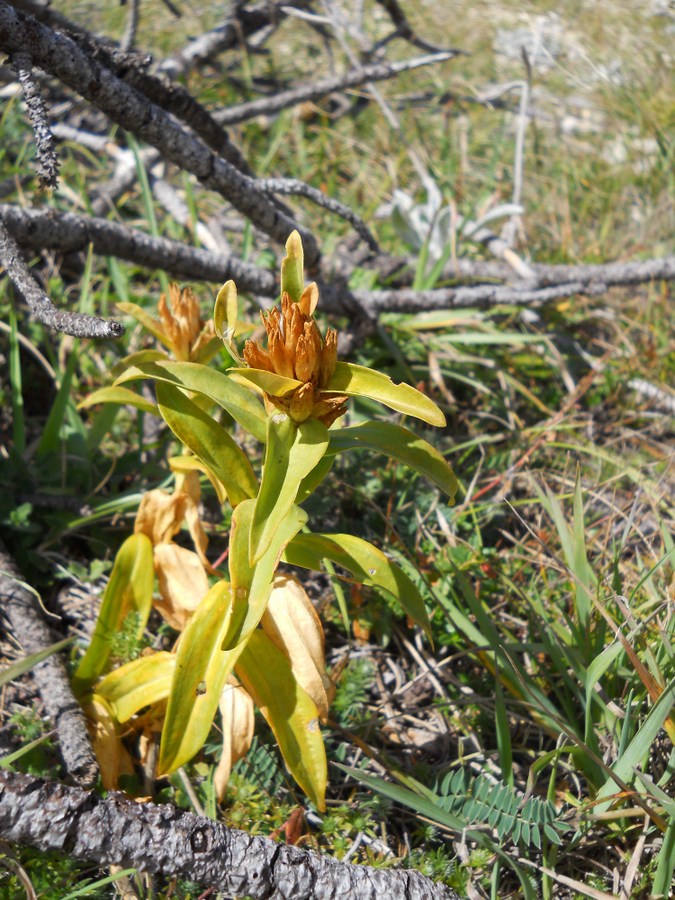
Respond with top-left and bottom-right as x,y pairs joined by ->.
261,575 -> 334,721
134,489 -> 187,546
154,543 -> 210,630
214,678 -> 255,800
84,695 -> 135,790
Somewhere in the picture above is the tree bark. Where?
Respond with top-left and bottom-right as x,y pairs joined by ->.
0,542 -> 99,785
0,770 -> 460,900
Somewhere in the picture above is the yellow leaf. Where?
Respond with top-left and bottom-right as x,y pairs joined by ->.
77,385 -> 158,415
280,230 -> 305,303
73,533 -> 154,695
214,280 -> 243,363
227,367 -> 302,397
327,362 -> 446,427
158,580 -> 243,775
283,532 -> 432,639
225,499 -> 307,650
250,415 -> 328,564
168,456 -> 228,505
156,381 -> 258,506
327,421 -> 457,500
236,631 -> 327,810
95,652 -> 175,723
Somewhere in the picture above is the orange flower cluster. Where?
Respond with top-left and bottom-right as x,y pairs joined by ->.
243,286 -> 348,426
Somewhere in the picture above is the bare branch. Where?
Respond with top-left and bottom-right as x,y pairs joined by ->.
0,770 -> 460,900
258,179 -> 380,252
214,52 -> 459,127
159,1 -> 314,79
364,253 -> 675,292
0,217 -> 124,338
0,2 -> 319,266
0,204 -> 276,296
120,0 -> 141,53
334,280 -> 609,315
9,50 -> 59,188
0,543 -> 98,786
373,0 -> 463,56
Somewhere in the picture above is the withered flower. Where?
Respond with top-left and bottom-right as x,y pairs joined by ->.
158,284 -> 215,362
242,286 -> 348,426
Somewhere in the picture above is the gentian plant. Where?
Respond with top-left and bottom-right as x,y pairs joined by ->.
75,232 -> 457,809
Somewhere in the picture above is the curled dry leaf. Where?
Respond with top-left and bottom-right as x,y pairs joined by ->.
154,543 -> 210,631
214,678 -> 255,800
83,695 -> 135,791
134,488 -> 188,546
134,472 -> 214,629
261,575 -> 334,721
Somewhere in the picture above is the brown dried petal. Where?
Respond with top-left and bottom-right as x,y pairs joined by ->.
319,329 -> 338,388
269,330 -> 296,379
294,334 -> 316,383
289,382 -> 316,423
312,394 -> 348,427
285,301 -> 305,350
299,282 -> 319,317
243,340 -> 275,372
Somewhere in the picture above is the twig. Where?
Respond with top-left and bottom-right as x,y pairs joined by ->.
373,0 -> 462,56
0,2 -> 319,266
0,204 -> 276,296
0,770 -> 460,900
0,217 -> 124,338
214,51 -> 459,126
121,0 -> 141,53
368,252 -> 675,291
258,178 -> 379,252
159,0 -> 311,79
336,279 -> 608,315
628,379 -> 675,416
9,50 -> 59,189
0,542 -> 99,786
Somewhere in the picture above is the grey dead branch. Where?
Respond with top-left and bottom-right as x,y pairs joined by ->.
0,770 -> 460,900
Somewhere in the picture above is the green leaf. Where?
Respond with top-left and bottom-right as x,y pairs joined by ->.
158,581 -> 243,775
0,637 -> 73,687
251,415 -> 328,563
73,534 -> 154,695
280,230 -> 304,302
327,421 -> 456,500
116,301 -> 168,348
326,362 -> 446,427
296,453 -> 334,503
225,499 -> 308,649
36,345 -> 82,456
78,385 -> 159,416
116,359 -> 267,443
95,652 -> 175,722
214,280 -> 243,363
155,381 -> 258,506
283,532 -> 431,638
595,678 -> 675,806
228,367 -> 302,397
236,630 -> 326,810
